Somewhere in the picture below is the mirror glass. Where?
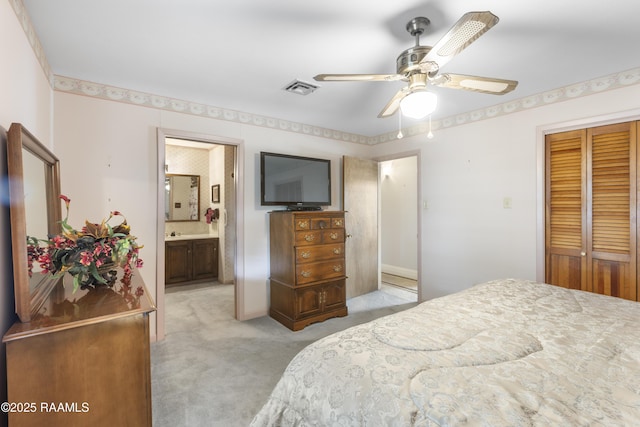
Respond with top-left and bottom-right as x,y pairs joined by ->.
164,174 -> 200,221
23,149 -> 48,273
7,123 -> 61,322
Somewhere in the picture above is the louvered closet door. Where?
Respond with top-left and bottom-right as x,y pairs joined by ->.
545,122 -> 638,301
587,122 -> 636,300
545,130 -> 587,291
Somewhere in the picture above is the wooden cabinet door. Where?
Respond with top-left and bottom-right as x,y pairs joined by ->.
294,281 -> 346,319
546,122 -> 638,301
295,286 -> 322,319
165,240 -> 192,284
322,280 -> 346,312
192,239 -> 218,280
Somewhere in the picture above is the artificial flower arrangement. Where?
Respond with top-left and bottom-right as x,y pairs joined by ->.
27,195 -> 144,292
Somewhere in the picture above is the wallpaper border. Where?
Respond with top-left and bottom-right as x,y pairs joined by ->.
9,0 -> 52,85
53,68 -> 640,145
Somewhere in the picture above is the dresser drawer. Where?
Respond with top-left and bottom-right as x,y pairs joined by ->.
310,216 -> 344,230
295,216 -> 345,231
329,217 -> 344,229
296,243 -> 344,264
296,260 -> 345,285
294,217 -> 313,231
295,229 -> 345,246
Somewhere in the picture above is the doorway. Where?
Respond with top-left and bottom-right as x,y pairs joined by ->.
155,128 -> 243,341
378,155 -> 419,300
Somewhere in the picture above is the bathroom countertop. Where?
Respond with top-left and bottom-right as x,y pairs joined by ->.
165,233 -> 218,241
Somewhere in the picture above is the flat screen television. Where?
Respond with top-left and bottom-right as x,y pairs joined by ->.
260,151 -> 331,210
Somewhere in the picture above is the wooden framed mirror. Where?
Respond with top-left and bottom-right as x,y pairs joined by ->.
164,174 -> 200,221
7,123 -> 62,322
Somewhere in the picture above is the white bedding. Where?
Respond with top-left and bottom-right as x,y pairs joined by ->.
251,279 -> 640,426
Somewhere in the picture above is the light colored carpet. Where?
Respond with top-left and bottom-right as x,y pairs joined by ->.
151,283 -> 417,427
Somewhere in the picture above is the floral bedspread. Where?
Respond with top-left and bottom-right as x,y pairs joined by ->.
251,279 -> 640,426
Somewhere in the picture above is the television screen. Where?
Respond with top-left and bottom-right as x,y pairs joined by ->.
260,152 -> 331,208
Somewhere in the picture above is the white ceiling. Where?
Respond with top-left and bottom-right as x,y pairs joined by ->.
22,0 -> 640,137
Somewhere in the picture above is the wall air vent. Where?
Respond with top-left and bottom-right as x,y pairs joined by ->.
283,79 -> 319,96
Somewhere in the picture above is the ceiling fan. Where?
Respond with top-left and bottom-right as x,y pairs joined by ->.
314,11 -> 518,119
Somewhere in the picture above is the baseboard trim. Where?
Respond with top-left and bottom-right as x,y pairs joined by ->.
381,265 -> 418,280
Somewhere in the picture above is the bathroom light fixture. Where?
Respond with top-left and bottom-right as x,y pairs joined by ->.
400,90 -> 437,119
381,161 -> 393,178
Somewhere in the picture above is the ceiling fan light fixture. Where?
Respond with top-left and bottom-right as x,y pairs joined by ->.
400,90 -> 437,119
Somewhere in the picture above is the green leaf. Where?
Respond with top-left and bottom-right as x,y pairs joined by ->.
73,274 -> 80,293
89,264 -> 107,284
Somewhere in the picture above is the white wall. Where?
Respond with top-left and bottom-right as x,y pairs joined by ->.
52,91 -> 369,335
373,84 -> 640,300
1,0 -> 54,420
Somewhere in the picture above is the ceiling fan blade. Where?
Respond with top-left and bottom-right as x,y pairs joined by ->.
314,73 -> 404,82
431,73 -> 517,94
422,11 -> 499,69
378,87 -> 410,118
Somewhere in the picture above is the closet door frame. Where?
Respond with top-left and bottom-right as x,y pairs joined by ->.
637,121 -> 640,300
538,113 -> 640,301
537,111 -> 640,280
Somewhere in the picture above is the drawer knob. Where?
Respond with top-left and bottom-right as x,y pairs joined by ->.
300,251 -> 311,259
298,220 -> 309,229
300,271 -> 311,278
304,234 -> 315,242
329,232 -> 338,240
318,220 -> 327,229
334,219 -> 343,227
333,248 -> 342,255
333,265 -> 343,272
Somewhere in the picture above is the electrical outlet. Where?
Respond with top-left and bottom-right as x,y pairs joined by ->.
503,197 -> 512,209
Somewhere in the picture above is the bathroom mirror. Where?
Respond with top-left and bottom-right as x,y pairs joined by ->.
7,123 -> 62,322
165,174 -> 200,221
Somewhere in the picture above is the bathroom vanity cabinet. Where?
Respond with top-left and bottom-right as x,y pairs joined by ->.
165,237 -> 219,285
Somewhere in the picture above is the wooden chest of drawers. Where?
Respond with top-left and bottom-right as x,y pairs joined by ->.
3,269 -> 155,427
269,211 -> 348,330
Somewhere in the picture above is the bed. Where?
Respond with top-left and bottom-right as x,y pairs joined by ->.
251,279 -> 640,426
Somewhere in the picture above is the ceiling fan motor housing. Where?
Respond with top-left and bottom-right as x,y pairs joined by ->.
396,46 -> 436,76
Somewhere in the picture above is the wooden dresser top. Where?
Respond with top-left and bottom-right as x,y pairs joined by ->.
3,268 -> 155,342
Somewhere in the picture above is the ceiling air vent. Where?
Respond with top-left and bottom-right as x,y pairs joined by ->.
283,79 -> 319,96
